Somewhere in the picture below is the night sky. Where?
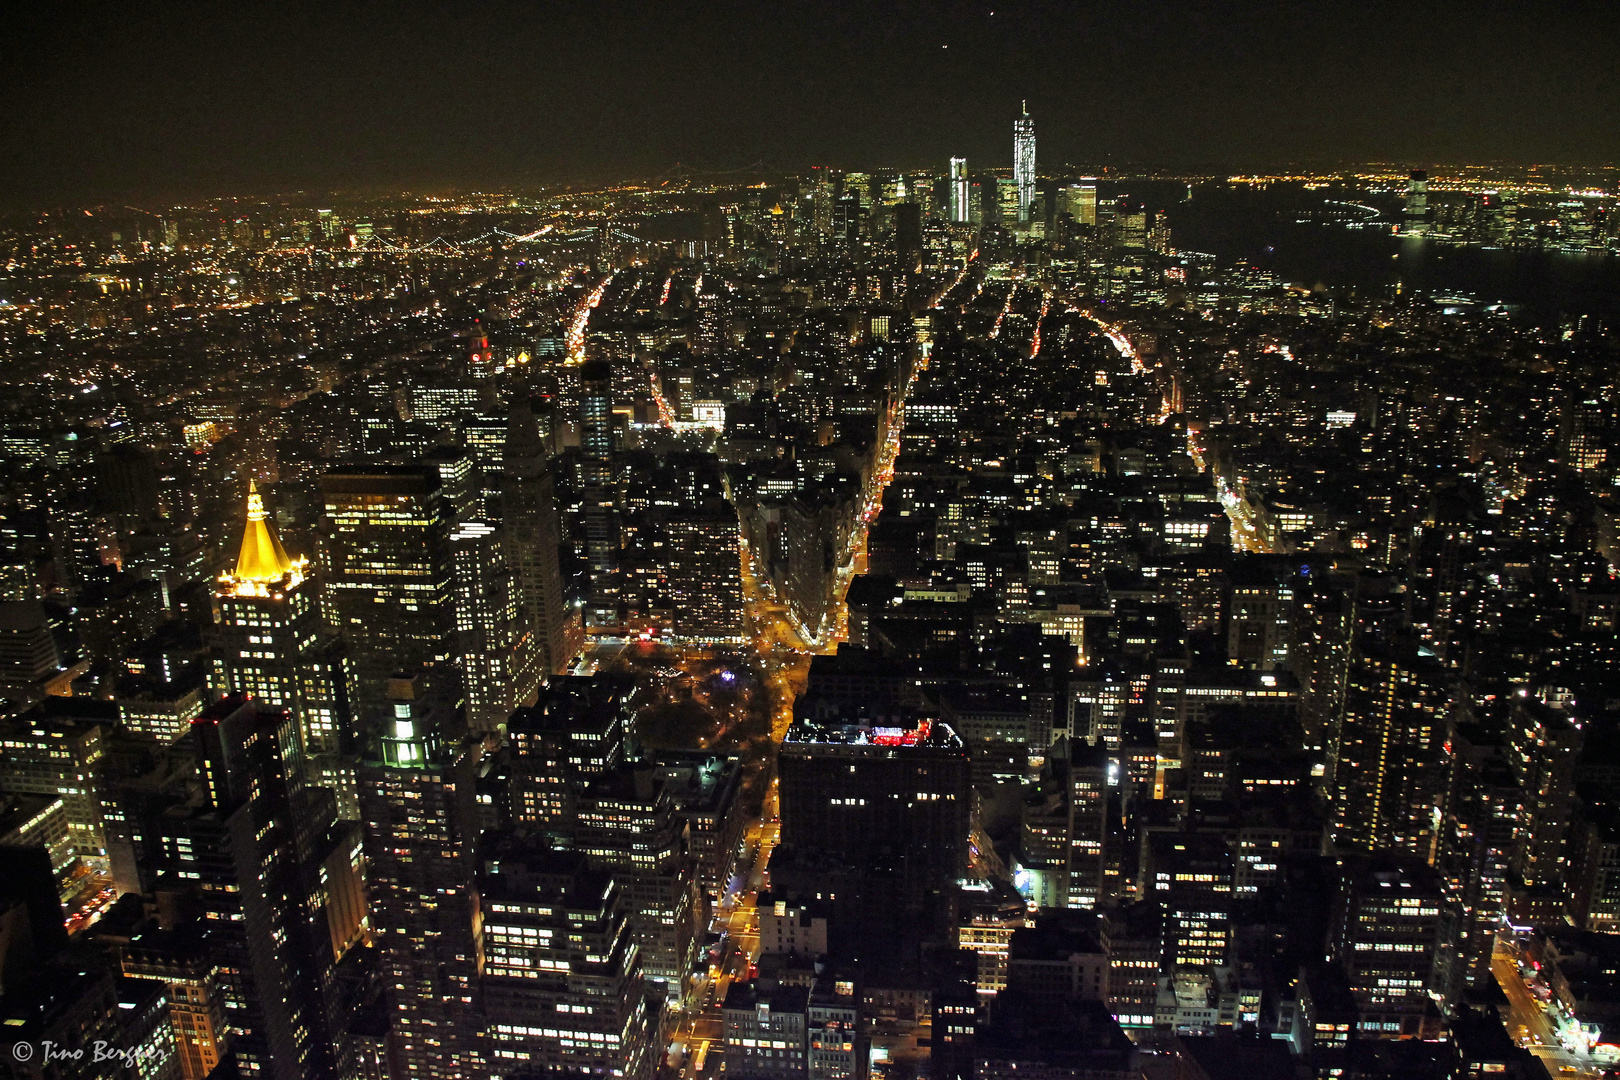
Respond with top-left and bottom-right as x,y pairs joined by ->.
3,0 -> 1618,207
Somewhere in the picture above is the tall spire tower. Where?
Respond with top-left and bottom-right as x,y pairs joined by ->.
209,481 -> 356,811
948,156 -> 970,224
235,480 -> 293,582
1013,100 -> 1037,227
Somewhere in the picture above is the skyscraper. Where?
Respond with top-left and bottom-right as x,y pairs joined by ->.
774,715 -> 971,947
508,673 -> 633,828
1508,696 -> 1582,892
573,762 -> 701,996
1064,180 -> 1099,227
997,177 -> 1022,229
317,467 -> 456,715
449,519 -> 541,734
1331,856 -> 1459,1038
478,836 -> 657,1078
209,481 -> 354,764
663,506 -> 745,644
462,412 -> 510,515
424,443 -> 477,522
1225,561 -> 1295,671
1013,101 -> 1036,227
1067,741 -> 1110,909
502,399 -> 572,675
1404,169 -> 1429,236
579,360 -> 620,632
949,157 -> 970,224
121,927 -> 229,1080
358,674 -> 485,1080
169,694 -> 343,1080
805,169 -> 835,245
895,201 -> 923,270
0,712 -> 106,857
1329,640 -> 1449,855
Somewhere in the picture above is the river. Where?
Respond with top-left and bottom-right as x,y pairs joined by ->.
1101,180 -> 1620,323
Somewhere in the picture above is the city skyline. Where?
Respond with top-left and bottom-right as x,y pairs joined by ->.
2,8 -> 1620,1080
4,2 -> 1620,207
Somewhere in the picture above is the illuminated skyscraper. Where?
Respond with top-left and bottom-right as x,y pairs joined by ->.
359,674 -> 486,1080
1508,696 -> 1582,893
1062,181 -> 1098,227
465,321 -> 498,379
1329,640 -> 1449,855
1067,742 -> 1110,910
573,763 -> 700,997
997,178 -> 1021,228
800,170 -> 834,247
462,413 -> 509,500
0,713 -> 106,857
832,192 -> 862,250
509,673 -> 632,828
1014,737 -> 1110,911
1013,102 -> 1036,227
841,172 -> 872,212
449,520 -> 541,734
663,506 -> 745,644
424,444 -> 476,522
579,361 -> 620,632
209,481 -> 354,765
317,467 -> 455,715
479,836 -> 656,1078
1404,169 -> 1429,235
1332,856 -> 1459,1037
580,360 -> 615,462
1116,200 -> 1148,249
121,930 -> 228,1080
948,157 -> 970,224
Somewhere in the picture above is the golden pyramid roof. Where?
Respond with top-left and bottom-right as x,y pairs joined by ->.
234,480 -> 293,582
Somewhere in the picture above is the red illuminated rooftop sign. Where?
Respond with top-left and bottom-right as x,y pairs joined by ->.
866,719 -> 932,746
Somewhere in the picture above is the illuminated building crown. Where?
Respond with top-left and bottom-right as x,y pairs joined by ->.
234,480 -> 294,582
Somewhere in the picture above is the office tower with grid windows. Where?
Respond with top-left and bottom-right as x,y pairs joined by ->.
1332,855 -> 1459,1038
359,674 -> 486,1080
478,835 -> 657,1079
317,467 -> 456,716
663,506 -> 745,644
579,361 -> 621,632
449,519 -> 541,734
508,673 -> 633,828
572,762 -> 701,998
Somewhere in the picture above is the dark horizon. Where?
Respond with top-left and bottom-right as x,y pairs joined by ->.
4,0 -> 1619,210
